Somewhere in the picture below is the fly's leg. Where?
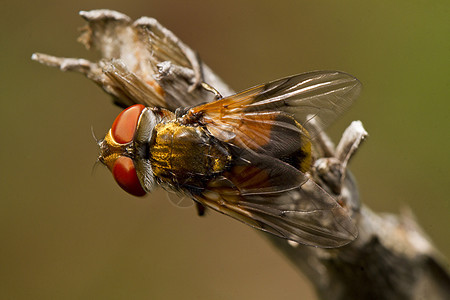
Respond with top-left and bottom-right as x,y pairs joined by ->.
201,82 -> 223,100
195,202 -> 207,216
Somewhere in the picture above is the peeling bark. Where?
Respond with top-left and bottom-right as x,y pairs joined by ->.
32,10 -> 450,300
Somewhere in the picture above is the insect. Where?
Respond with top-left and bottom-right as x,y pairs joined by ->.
98,71 -> 361,247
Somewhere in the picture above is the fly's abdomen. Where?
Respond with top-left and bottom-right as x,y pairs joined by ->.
150,122 -> 231,187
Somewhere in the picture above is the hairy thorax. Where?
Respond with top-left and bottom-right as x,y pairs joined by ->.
149,122 -> 231,188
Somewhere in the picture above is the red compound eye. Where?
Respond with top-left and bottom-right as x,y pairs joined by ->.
111,104 -> 146,144
112,156 -> 146,197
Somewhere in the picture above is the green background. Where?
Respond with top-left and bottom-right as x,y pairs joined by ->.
1,1 -> 449,299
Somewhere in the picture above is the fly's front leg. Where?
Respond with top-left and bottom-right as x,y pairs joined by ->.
201,82 -> 223,100
180,49 -> 218,96
172,37 -> 219,96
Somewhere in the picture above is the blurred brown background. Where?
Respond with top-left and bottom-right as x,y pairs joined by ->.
1,1 -> 449,299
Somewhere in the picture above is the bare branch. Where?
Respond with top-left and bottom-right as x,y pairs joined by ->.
32,10 -> 450,300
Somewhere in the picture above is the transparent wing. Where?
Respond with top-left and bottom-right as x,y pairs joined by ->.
190,71 -> 361,139
194,154 -> 358,247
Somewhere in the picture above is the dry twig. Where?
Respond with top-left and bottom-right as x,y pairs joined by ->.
32,10 -> 450,300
